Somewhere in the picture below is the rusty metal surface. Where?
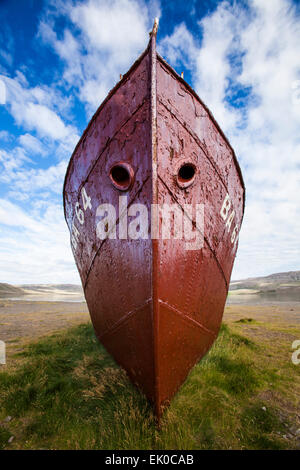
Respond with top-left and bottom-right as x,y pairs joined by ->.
69,102 -> 151,286
64,51 -> 150,232
63,28 -> 245,419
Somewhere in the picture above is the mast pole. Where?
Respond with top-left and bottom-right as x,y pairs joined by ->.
150,17 -> 161,423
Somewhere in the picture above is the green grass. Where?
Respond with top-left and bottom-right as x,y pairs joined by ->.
0,323 -> 294,449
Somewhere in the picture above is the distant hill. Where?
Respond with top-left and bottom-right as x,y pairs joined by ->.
0,283 -> 25,296
229,271 -> 300,301
0,283 -> 83,299
258,271 -> 300,282
230,271 -> 300,290
17,284 -> 83,294
1,271 -> 299,301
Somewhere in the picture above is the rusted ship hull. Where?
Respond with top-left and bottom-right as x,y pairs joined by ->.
63,27 -> 245,418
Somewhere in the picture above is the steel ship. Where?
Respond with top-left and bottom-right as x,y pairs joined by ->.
63,20 -> 245,419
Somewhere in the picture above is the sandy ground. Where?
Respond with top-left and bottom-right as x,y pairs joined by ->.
0,298 -> 299,355
0,300 -> 89,361
224,302 -> 300,326
224,302 -> 300,357
226,302 -> 300,368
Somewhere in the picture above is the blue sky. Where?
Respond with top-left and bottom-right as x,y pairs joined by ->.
0,0 -> 299,284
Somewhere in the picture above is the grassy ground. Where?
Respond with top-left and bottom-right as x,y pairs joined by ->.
0,315 -> 299,450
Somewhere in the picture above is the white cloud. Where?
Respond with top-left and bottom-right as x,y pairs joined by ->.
0,72 -> 79,144
158,23 -> 197,70
70,0 -> 149,51
0,78 -> 6,104
0,149 -> 68,196
0,199 -> 80,284
19,159 -> 68,195
0,148 -> 31,184
0,199 -> 44,233
39,0 -> 160,113
18,103 -> 71,140
19,133 -> 47,156
0,130 -> 10,142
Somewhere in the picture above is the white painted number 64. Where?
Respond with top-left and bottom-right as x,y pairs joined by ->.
75,187 -> 92,225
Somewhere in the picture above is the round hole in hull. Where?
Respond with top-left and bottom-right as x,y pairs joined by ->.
176,163 -> 196,188
109,162 -> 134,191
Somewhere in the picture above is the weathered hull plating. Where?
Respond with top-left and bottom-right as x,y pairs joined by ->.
63,31 -> 245,418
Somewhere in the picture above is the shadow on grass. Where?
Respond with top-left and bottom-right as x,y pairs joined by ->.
0,323 -> 291,450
